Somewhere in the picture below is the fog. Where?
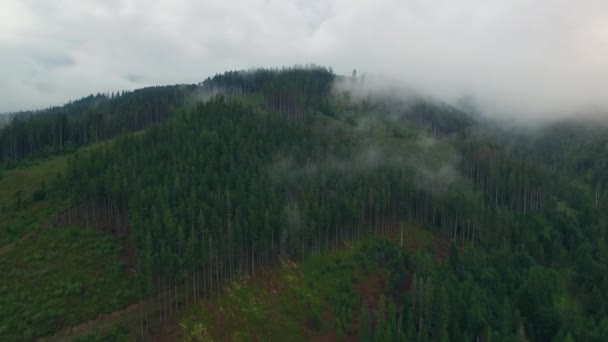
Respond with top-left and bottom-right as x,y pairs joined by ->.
269,77 -> 463,197
1,0 -> 607,120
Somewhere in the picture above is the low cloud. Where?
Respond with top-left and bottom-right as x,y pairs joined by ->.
123,73 -> 145,84
35,54 -> 75,70
269,128 -> 461,197
1,0 -> 607,120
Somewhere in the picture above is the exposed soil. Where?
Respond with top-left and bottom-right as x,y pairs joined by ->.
354,273 -> 385,310
432,237 -> 452,263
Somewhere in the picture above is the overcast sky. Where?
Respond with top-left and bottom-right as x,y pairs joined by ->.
1,0 -> 607,118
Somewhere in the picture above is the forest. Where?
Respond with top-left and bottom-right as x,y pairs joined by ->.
1,66 -> 608,341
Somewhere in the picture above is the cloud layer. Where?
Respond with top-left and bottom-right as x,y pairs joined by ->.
1,0 -> 607,119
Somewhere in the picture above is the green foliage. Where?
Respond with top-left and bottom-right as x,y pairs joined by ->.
75,325 -> 130,342
3,66 -> 608,340
0,226 -> 136,340
179,239 -> 406,340
0,86 -> 195,164
0,154 -> 68,245
32,181 -> 47,201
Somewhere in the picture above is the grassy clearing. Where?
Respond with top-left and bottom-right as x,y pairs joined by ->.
0,135 -> 135,247
0,155 -> 69,246
0,139 -> 145,341
177,239 -> 409,341
173,225 -> 442,341
0,155 -> 67,207
0,226 -> 137,341
178,260 -> 321,341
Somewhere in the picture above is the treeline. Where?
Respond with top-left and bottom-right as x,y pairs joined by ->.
0,66 -> 333,166
0,85 -> 196,164
199,65 -> 334,122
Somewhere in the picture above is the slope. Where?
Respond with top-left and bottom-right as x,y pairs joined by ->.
2,67 -> 608,341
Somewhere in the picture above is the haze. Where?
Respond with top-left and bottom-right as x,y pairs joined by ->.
1,0 -> 607,119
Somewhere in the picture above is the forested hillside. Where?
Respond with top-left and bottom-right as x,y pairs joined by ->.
1,67 -> 608,341
0,85 -> 196,165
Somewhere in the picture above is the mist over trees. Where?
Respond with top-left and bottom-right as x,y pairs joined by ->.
2,67 -> 608,340
48,68 -> 608,339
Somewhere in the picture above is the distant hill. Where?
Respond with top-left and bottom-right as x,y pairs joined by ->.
0,85 -> 196,164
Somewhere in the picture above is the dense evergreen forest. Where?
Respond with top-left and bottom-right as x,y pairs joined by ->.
0,85 -> 196,164
2,66 -> 608,341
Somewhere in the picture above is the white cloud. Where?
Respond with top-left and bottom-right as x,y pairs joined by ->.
0,0 -> 607,119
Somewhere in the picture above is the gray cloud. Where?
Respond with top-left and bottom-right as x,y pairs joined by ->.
123,73 -> 144,84
35,54 -> 75,70
1,0 -> 607,119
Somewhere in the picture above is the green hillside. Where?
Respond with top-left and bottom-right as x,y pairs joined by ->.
1,67 -> 608,341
